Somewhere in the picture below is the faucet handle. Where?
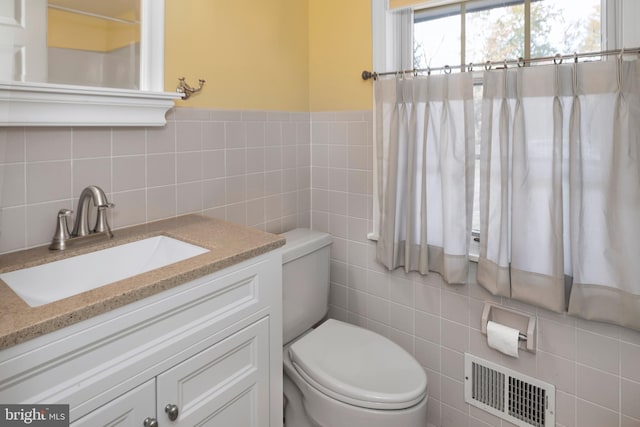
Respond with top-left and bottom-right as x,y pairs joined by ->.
56,209 -> 73,234
94,204 -> 114,238
49,209 -> 73,250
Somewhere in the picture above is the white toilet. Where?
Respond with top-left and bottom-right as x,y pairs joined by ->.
281,228 -> 428,427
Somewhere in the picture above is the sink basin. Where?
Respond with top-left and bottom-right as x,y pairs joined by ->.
0,236 -> 210,307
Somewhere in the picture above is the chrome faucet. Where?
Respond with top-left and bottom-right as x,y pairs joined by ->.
49,185 -> 115,250
71,185 -> 114,238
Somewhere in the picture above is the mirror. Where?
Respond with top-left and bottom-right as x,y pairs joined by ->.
0,0 -> 178,126
1,0 -> 141,90
48,0 -> 141,89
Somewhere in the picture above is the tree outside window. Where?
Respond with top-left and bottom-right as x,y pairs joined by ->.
414,0 -> 601,70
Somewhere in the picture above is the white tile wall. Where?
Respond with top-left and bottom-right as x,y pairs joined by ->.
314,110 -> 640,427
1,107 -> 639,427
0,107 -> 311,253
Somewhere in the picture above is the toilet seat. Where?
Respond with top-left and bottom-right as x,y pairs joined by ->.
289,319 -> 427,410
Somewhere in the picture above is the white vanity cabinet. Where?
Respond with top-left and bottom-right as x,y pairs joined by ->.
0,249 -> 283,427
72,318 -> 270,427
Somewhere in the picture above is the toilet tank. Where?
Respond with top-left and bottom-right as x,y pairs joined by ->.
281,228 -> 333,345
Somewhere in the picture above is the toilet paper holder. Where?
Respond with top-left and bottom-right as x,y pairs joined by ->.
481,303 -> 536,353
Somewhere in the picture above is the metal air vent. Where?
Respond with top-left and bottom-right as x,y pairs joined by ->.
464,353 -> 555,427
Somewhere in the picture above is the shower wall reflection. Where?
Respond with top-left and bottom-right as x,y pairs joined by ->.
47,0 -> 140,89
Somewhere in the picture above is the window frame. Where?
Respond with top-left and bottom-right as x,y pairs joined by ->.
372,0 -> 616,82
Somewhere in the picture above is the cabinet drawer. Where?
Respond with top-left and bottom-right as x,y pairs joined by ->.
71,379 -> 155,427
157,317 -> 270,427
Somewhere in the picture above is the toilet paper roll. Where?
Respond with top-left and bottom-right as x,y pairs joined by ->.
487,320 -> 520,358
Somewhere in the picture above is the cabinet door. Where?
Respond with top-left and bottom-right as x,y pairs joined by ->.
157,317 -> 270,427
71,379 -> 156,427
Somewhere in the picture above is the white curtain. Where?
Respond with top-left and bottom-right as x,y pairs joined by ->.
374,73 -> 475,283
478,58 -> 640,330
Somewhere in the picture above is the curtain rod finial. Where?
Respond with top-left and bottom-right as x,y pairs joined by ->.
362,70 -> 377,81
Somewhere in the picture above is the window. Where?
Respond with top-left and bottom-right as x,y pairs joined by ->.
369,0 -> 607,252
414,0 -> 602,71
414,0 -> 601,236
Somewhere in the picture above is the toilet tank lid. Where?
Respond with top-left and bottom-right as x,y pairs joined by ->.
280,228 -> 332,264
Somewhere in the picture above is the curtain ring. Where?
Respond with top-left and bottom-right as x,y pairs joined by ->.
517,57 -> 525,68
485,60 -> 492,71
572,60 -> 579,94
427,66 -> 431,76
467,62 -> 473,72
504,59 -> 508,69
617,48 -> 624,92
574,52 -> 578,63
413,68 -> 418,77
553,53 -> 563,65
554,59 -> 560,97
444,65 -> 451,74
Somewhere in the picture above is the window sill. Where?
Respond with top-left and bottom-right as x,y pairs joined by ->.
0,81 -> 183,127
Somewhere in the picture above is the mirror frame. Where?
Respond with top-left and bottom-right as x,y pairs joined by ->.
0,0 -> 181,127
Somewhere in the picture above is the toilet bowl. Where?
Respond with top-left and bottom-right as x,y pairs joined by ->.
284,319 -> 428,427
280,229 -> 428,427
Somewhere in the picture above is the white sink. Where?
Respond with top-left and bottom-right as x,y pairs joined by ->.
0,236 -> 210,307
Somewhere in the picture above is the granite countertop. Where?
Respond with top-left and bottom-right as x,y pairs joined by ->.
0,214 -> 285,350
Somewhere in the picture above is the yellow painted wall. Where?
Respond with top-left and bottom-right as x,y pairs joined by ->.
48,9 -> 139,52
308,0 -> 373,111
49,1 -> 373,111
165,0 -> 310,111
164,0 -> 372,111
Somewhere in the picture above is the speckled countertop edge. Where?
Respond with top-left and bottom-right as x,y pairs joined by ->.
0,214 -> 285,350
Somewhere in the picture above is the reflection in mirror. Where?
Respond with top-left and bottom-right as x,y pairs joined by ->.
0,0 -> 140,90
0,0 -> 46,82
47,0 -> 141,89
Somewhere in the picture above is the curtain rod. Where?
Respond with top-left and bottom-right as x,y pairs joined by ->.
361,47 -> 640,80
48,4 -> 140,25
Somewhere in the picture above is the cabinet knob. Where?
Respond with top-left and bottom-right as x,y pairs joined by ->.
165,403 -> 179,421
143,417 -> 159,427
